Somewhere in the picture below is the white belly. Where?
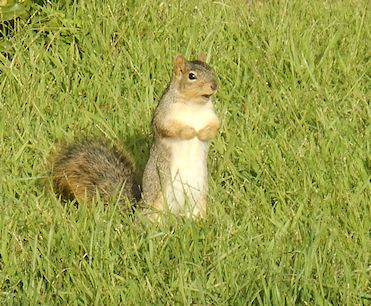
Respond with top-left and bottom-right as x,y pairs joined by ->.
166,138 -> 209,215
171,101 -> 219,132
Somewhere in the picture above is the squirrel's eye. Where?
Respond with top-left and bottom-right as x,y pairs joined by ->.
188,72 -> 197,80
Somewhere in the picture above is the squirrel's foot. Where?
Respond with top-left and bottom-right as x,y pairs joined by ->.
197,124 -> 219,141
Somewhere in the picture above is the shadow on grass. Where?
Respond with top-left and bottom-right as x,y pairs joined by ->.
124,131 -> 151,180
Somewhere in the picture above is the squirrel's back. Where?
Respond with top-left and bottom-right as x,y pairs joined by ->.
52,140 -> 140,206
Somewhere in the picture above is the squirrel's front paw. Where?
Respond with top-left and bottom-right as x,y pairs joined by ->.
198,124 -> 219,141
179,126 -> 197,140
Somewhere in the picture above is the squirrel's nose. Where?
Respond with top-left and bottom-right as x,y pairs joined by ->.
211,80 -> 217,91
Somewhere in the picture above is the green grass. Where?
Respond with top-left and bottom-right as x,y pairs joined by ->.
0,0 -> 370,304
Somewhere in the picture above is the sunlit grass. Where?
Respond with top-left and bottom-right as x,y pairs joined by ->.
0,0 -> 369,304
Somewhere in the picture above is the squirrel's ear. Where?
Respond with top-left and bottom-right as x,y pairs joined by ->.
197,52 -> 206,63
174,54 -> 186,77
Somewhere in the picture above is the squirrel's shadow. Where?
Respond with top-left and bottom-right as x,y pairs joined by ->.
123,131 -> 152,180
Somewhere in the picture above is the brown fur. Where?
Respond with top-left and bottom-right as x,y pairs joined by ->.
173,55 -> 218,105
52,139 -> 140,207
198,120 -> 221,141
155,119 -> 197,139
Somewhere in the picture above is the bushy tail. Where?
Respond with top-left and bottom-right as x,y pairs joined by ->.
51,139 -> 141,206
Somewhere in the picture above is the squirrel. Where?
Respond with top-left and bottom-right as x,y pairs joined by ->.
51,54 -> 220,218
142,53 -> 220,218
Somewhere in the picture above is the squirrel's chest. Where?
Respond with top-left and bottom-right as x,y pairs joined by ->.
170,102 -> 217,131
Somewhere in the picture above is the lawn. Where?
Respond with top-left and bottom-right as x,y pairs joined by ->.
0,0 -> 369,304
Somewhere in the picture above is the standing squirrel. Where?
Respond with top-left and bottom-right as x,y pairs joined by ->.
51,54 -> 220,218
142,54 -> 219,218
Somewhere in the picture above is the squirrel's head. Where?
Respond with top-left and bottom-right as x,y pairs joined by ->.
173,54 -> 218,104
